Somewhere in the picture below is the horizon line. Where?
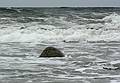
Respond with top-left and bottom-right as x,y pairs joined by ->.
0,6 -> 120,8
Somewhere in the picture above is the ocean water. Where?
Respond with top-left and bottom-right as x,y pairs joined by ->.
0,7 -> 120,83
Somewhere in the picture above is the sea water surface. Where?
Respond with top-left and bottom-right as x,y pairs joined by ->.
0,7 -> 120,83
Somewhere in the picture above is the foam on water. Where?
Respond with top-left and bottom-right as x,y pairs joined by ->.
0,8 -> 120,83
0,13 -> 120,43
0,56 -> 66,65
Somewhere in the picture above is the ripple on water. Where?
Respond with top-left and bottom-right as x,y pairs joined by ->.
0,42 -> 120,83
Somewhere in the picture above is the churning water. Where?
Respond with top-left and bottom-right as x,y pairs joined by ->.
0,7 -> 120,83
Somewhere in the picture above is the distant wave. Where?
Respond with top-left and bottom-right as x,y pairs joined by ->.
0,8 -> 120,43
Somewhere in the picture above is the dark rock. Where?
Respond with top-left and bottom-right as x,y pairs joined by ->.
90,28 -> 94,29
96,28 -> 99,30
103,66 -> 119,70
63,40 -> 66,42
39,47 -> 64,57
20,27 -> 26,29
40,28 -> 47,30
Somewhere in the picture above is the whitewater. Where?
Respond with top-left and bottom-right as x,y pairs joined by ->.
0,7 -> 120,83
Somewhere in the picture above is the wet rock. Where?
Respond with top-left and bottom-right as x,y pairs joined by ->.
40,28 -> 47,30
20,27 -> 26,29
90,28 -> 94,29
39,47 -> 64,57
103,66 -> 119,70
103,64 -> 119,70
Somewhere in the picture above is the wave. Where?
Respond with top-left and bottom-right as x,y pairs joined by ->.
0,12 -> 120,43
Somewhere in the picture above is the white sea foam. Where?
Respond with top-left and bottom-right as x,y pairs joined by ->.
110,80 -> 120,83
0,56 -> 66,65
0,13 -> 120,43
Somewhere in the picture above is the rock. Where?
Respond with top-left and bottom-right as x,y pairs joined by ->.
20,27 -> 26,29
103,66 -> 119,70
40,28 -> 47,30
39,47 -> 64,57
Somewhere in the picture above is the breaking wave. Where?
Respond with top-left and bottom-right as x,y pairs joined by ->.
0,8 -> 120,43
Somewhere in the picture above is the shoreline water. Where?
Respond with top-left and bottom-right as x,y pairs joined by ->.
0,7 -> 120,83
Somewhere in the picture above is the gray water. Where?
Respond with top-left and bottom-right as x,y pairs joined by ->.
0,7 -> 120,83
